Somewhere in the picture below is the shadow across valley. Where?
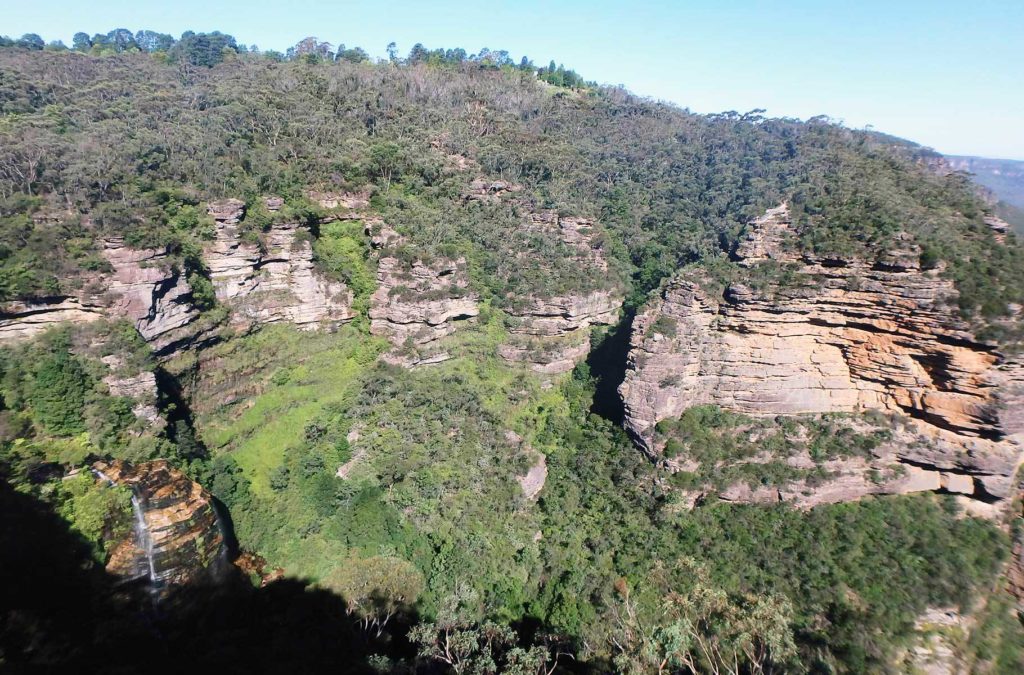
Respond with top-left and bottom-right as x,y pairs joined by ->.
0,478 -> 415,674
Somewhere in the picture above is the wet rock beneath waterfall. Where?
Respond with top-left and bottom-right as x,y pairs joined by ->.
94,459 -> 227,591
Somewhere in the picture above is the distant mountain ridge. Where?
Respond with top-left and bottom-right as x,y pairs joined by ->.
946,155 -> 1024,209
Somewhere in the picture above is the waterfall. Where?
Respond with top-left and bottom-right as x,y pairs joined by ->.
130,493 -> 159,588
91,468 -> 161,593
89,461 -> 231,595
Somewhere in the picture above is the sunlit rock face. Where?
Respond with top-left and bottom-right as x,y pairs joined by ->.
498,290 -> 621,374
205,199 -> 355,331
0,237 -> 201,354
95,459 -> 226,590
100,354 -> 162,428
365,222 -> 479,367
620,204 -> 1024,508
0,297 -> 104,342
498,208 -> 622,374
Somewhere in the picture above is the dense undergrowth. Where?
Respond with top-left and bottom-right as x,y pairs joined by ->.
1,32 -> 1022,673
0,320 -> 1010,671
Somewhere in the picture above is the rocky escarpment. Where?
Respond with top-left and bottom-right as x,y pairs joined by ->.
499,289 -> 621,374
0,238 -> 202,355
620,204 -> 1024,508
367,223 -> 479,367
100,354 -> 162,428
497,208 -> 622,374
95,459 -> 225,590
985,214 -> 1012,244
205,198 -> 355,330
0,297 -> 104,342
505,430 -> 547,501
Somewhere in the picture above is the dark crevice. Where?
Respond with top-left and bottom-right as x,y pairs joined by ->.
586,308 -> 634,425
211,496 -> 241,562
253,257 -> 289,270
894,457 -> 1003,504
894,401 -> 1003,441
809,316 -> 999,354
910,352 -> 955,391
0,296 -> 102,319
147,274 -> 182,323
154,366 -> 210,463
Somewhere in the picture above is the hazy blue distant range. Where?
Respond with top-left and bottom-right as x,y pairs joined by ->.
946,155 -> 1024,209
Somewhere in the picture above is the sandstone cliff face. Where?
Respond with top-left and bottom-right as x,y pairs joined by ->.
498,208 -> 622,373
0,297 -> 104,342
100,238 -> 202,353
364,220 -> 479,366
96,459 -> 225,589
309,189 -> 371,213
985,214 -> 1011,244
620,204 -> 1023,507
205,199 -> 355,331
0,238 -> 201,355
369,254 -> 479,366
100,354 -> 162,427
498,290 -> 621,374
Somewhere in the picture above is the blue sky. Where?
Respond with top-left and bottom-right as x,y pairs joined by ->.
5,0 -> 1023,159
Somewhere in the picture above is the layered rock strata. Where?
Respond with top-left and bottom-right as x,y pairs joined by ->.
369,254 -> 479,366
620,204 -> 1023,507
499,208 -> 621,373
0,238 -> 201,354
309,189 -> 371,214
0,193 -> 366,349
100,238 -> 202,353
100,354 -> 162,427
694,422 -> 1011,512
0,297 -> 104,342
96,459 -> 225,589
499,290 -> 621,374
205,199 -> 355,330
363,219 -> 479,366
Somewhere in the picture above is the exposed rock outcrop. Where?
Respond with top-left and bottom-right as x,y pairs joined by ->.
620,204 -> 1024,507
369,255 -> 479,366
507,431 -> 547,500
95,459 -> 225,589
309,189 -> 371,214
733,202 -> 795,265
205,199 -> 355,330
364,219 -> 479,366
900,607 -> 970,675
716,425 -> 1004,510
464,178 -> 522,203
985,214 -> 1011,244
0,297 -> 104,342
0,238 -> 202,355
499,290 -> 621,374
100,354 -> 162,427
100,238 -> 202,353
499,209 -> 622,373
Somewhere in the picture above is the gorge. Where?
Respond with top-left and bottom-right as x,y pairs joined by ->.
1,31 -> 1023,674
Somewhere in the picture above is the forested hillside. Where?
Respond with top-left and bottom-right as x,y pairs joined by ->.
1,29 -> 1023,674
